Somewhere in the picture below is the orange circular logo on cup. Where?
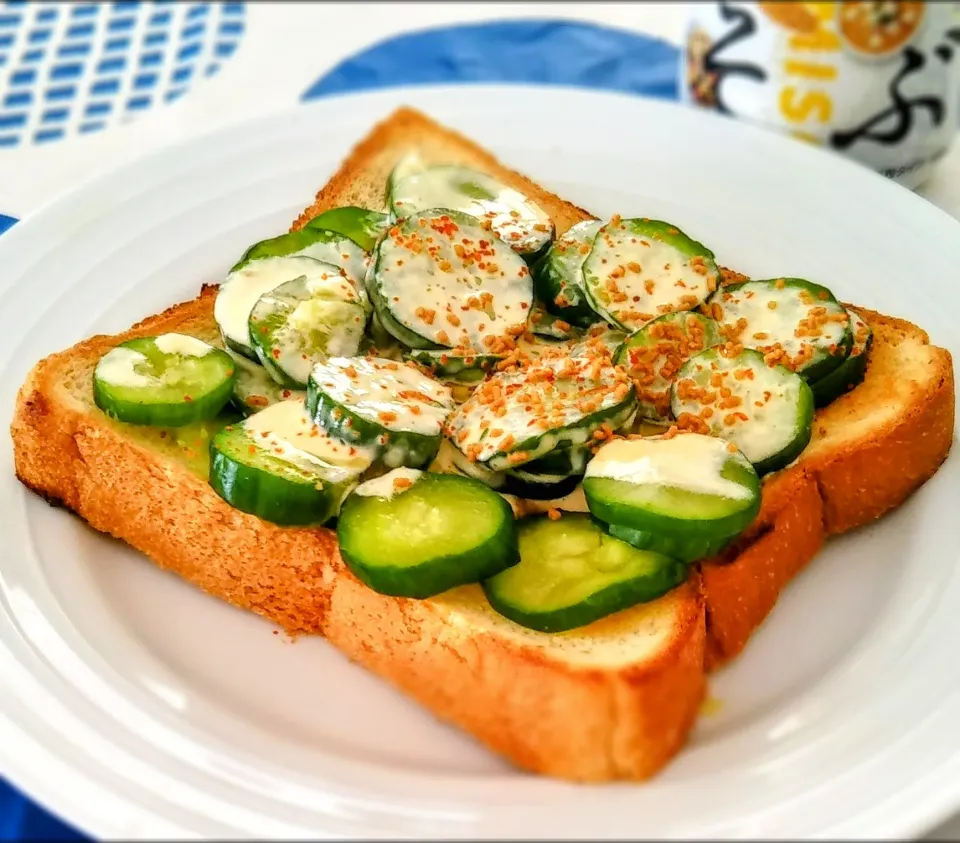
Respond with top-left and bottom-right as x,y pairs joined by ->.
838,1 -> 925,57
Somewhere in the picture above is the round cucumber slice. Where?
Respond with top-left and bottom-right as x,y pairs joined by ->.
307,356 -> 455,468
209,399 -> 373,526
445,354 -> 637,472
337,469 -> 519,598
93,333 -> 235,427
225,348 -> 304,416
614,311 -> 721,422
671,347 -> 815,475
231,227 -> 370,292
303,207 -> 390,252
529,305 -> 581,341
387,156 -> 554,259
532,219 -> 604,328
482,512 -> 688,633
707,278 -> 853,383
605,522 -> 734,564
248,270 -> 369,389
215,255 -> 366,360
582,217 -> 719,332
369,209 -> 533,350
582,434 -> 761,542
810,308 -> 873,407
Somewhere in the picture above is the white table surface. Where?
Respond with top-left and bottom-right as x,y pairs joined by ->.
1,2 -> 958,838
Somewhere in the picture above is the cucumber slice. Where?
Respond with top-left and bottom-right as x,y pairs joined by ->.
671,347 -> 815,475
215,255 -> 366,360
209,398 -> 374,526
482,512 -> 688,633
404,348 -> 503,384
369,209 -> 533,350
523,443 -> 591,476
445,354 -> 637,471
248,270 -> 369,389
93,333 -> 236,427
582,217 -> 719,332
437,439 -> 507,490
583,434 -> 761,546
231,227 -> 370,292
532,220 -> 604,328
303,207 -> 390,252
387,156 -> 554,259
569,323 -> 628,359
614,311 -> 721,422
307,356 -> 455,468
225,348 -> 304,415
500,469 -> 582,501
529,305 -> 581,341
605,522 -> 734,564
707,278 -> 852,382
810,309 -> 873,408
337,469 -> 519,598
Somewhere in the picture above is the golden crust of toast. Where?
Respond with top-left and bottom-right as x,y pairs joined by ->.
8,106 -> 956,781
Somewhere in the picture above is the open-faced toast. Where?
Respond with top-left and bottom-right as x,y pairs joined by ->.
11,107 -> 954,782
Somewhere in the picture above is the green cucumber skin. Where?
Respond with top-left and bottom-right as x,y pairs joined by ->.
303,207 -> 390,252
231,228 -> 356,273
500,471 -> 581,501
583,218 -> 719,331
208,435 -> 347,527
712,278 -> 853,384
810,329 -> 872,408
223,333 -> 261,363
605,521 -> 733,564
582,459 -> 761,540
337,474 -> 520,599
533,220 -> 604,329
93,339 -> 236,428
305,376 -> 441,469
482,514 -> 688,634
482,391 -> 638,473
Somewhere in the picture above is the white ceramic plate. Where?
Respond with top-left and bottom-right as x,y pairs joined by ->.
1,84 -> 959,840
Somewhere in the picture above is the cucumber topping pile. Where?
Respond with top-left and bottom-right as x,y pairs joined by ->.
215,255 -> 366,360
307,356 -> 455,468
94,333 -> 235,427
810,308 -> 872,407
707,278 -> 852,382
90,157 -> 879,637
209,398 -> 374,526
303,207 -> 391,252
249,270 -> 369,388
370,209 -> 533,350
582,217 -> 719,332
533,219 -> 603,328
671,347 -> 814,475
337,469 -> 519,598
615,311 -> 721,422
387,155 -> 554,258
445,354 -> 636,471
583,434 -> 761,562
231,227 -> 369,288
482,513 -> 687,633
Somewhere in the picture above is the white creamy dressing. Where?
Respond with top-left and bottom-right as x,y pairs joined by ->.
447,356 -> 629,465
215,255 -> 362,350
225,347 -> 301,409
354,467 -> 423,499
585,435 -> 752,500
153,333 -> 214,357
376,213 -> 533,349
390,158 -> 553,255
583,223 -> 711,330
243,398 -> 374,480
718,282 -> 847,357
312,356 -> 454,436
95,346 -> 154,389
290,236 -> 370,297
674,352 -> 802,464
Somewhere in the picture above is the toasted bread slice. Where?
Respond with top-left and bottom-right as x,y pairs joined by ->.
10,108 -> 955,781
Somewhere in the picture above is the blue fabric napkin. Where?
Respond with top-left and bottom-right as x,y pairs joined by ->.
0,17 -> 680,840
